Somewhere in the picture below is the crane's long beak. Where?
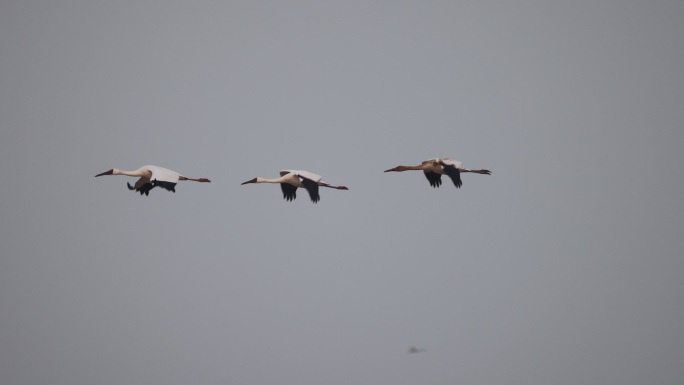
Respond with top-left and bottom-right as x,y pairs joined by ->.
241,178 -> 257,185
95,169 -> 114,177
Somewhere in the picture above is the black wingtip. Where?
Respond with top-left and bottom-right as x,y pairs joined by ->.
280,183 -> 298,202
128,182 -> 154,196
423,171 -> 442,188
153,180 -> 177,193
441,165 -> 462,189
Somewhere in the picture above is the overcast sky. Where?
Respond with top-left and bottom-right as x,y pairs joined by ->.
1,1 -> 683,385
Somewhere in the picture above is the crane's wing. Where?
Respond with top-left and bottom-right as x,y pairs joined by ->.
153,180 -> 176,192
299,175 -> 320,203
128,178 -> 154,196
438,158 -> 462,168
294,170 -> 322,182
441,163 -> 462,188
280,183 -> 297,201
423,171 -> 442,188
278,171 -> 298,201
149,166 -> 180,193
282,170 -> 322,181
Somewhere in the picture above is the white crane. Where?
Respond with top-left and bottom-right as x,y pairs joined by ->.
95,165 -> 210,195
384,157 -> 491,189
241,170 -> 348,203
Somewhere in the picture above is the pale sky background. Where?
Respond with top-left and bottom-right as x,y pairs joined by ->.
1,1 -> 683,384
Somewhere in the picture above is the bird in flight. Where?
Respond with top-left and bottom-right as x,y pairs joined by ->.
241,170 -> 348,203
385,158 -> 491,189
95,165 -> 210,195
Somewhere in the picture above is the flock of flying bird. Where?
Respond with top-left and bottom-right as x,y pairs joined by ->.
95,159 -> 490,354
95,158 -> 492,203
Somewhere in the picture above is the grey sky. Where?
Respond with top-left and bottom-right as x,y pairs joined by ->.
1,1 -> 683,384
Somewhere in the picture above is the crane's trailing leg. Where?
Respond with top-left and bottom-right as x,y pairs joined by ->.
179,177 -> 211,183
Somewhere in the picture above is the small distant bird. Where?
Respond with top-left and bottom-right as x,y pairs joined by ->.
95,165 -> 210,195
241,170 -> 348,203
408,346 -> 426,354
385,157 -> 491,189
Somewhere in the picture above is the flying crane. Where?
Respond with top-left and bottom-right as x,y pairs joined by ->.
95,165 -> 210,195
385,158 -> 491,189
241,170 -> 348,203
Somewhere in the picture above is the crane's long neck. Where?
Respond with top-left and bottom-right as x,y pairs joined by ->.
241,176 -> 287,185
114,168 -> 146,177
256,177 -> 286,184
401,165 -> 426,171
385,165 -> 426,172
246,177 -> 287,184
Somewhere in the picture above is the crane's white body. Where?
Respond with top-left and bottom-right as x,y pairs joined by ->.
249,170 -> 321,187
431,158 -> 462,171
241,169 -> 347,203
116,165 -> 180,186
280,170 -> 322,187
96,165 -> 210,195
